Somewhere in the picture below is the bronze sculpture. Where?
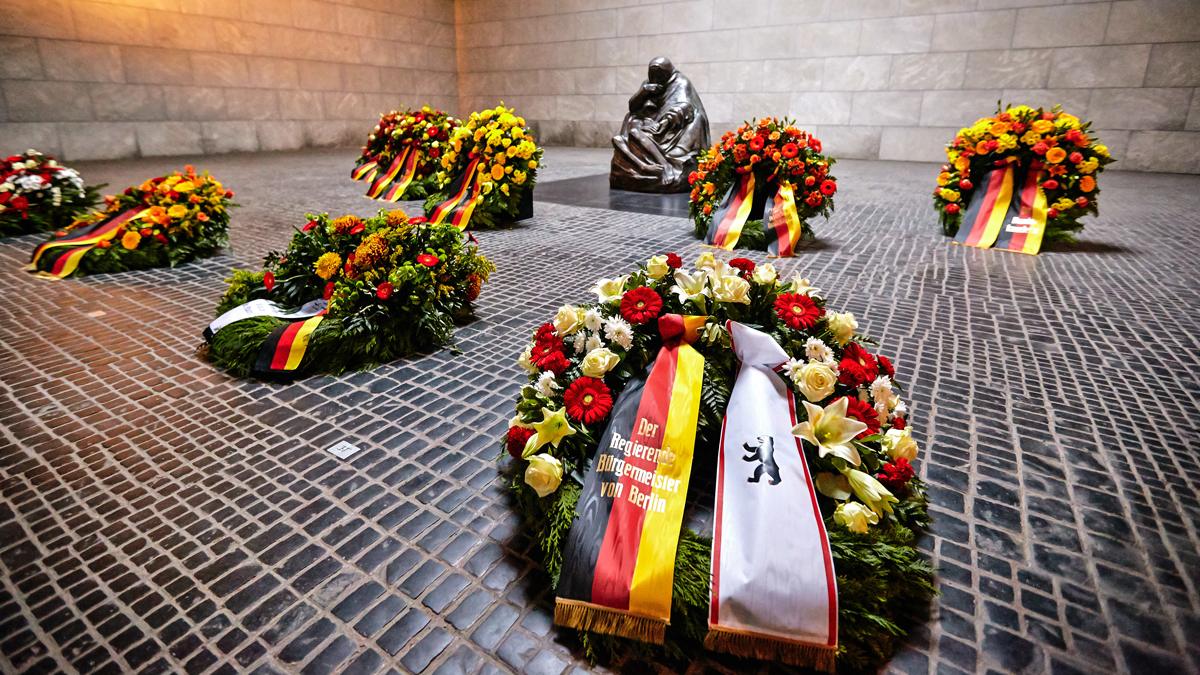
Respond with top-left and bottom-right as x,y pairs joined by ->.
610,57 -> 710,193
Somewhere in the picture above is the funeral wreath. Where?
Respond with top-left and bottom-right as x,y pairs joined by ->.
690,118 -> 836,255
28,166 -> 233,279
0,149 -> 100,237
352,106 -> 461,202
205,209 -> 493,380
503,252 -> 933,672
934,104 -> 1114,253
423,104 -> 542,230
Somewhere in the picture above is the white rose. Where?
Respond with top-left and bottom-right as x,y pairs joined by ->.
751,262 -> 777,285
646,255 -> 670,279
833,501 -> 878,534
524,453 -> 563,498
827,312 -> 858,346
581,347 -> 619,378
711,275 -> 751,304
795,361 -> 837,402
591,275 -> 628,303
882,428 -> 918,462
554,305 -> 582,335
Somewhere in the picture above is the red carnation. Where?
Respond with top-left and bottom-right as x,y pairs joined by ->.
808,137 -> 822,153
728,257 -> 755,276
539,350 -> 570,375
819,179 -> 837,196
842,342 -> 879,382
1032,142 -> 1048,155
417,253 -> 439,267
781,142 -> 799,158
665,252 -> 683,269
376,281 -> 394,300
877,354 -> 895,379
323,281 -> 335,300
563,377 -> 614,425
263,271 -> 275,292
892,416 -> 907,430
840,396 -> 880,438
620,287 -> 663,325
877,457 -> 915,492
505,426 -> 534,459
1069,151 -> 1083,164
838,358 -> 868,387
774,293 -> 823,330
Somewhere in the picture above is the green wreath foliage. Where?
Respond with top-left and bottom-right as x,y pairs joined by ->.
206,209 -> 494,378
502,253 -> 933,672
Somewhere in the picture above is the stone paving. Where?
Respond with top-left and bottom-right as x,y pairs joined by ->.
0,147 -> 1197,675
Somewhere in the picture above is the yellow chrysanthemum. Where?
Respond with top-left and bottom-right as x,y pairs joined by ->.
167,204 -> 188,219
1053,197 -> 1075,211
353,233 -> 389,269
1031,120 -> 1054,134
939,188 -> 960,202
314,252 -> 342,280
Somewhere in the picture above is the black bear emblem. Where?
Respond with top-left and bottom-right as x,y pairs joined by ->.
743,435 -> 782,485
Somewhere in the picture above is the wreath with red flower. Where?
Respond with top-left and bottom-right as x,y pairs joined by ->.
353,106 -> 461,201
934,104 -> 1115,242
206,209 -> 493,378
1,150 -> 101,237
689,117 -> 837,250
503,251 -> 933,671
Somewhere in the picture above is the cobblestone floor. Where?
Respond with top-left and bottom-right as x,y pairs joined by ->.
0,147 -> 1197,675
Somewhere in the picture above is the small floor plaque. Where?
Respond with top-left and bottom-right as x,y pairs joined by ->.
327,441 -> 361,459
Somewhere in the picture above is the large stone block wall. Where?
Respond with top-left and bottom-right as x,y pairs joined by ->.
455,0 -> 1200,173
0,0 -> 457,160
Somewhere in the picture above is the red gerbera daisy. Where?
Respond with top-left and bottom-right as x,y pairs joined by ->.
840,396 -> 880,438
417,253 -> 439,267
505,426 -> 534,459
620,287 -> 663,325
749,135 -> 765,152
820,179 -> 837,196
843,343 -> 879,381
877,457 -> 914,492
728,257 -> 755,276
563,377 -> 614,425
781,142 -> 799,159
774,293 -> 823,330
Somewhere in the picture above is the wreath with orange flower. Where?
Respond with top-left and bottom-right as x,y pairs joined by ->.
689,118 -> 837,249
934,104 -> 1115,242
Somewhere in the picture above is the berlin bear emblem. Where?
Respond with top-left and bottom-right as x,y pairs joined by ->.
742,435 -> 782,485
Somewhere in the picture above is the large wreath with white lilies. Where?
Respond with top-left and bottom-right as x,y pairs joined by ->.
503,252 -> 934,671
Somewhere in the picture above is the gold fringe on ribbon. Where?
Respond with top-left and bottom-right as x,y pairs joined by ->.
704,626 -> 836,672
554,598 -> 666,644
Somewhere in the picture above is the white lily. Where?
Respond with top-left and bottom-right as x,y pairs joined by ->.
793,398 -> 868,466
671,268 -> 709,307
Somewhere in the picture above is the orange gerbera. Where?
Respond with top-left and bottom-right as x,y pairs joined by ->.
1046,147 -> 1067,164
1079,175 -> 1096,192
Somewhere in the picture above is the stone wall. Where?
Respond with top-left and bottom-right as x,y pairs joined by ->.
0,0 -> 457,160
455,0 -> 1200,173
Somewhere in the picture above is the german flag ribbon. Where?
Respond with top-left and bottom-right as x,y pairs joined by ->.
428,158 -> 483,230
27,207 -> 149,279
705,172 -> 756,250
953,159 -> 1018,249
379,147 -> 421,202
351,158 -> 379,182
251,310 -> 328,378
707,321 -> 838,671
203,298 -> 327,342
556,314 -> 706,644
766,180 -> 803,258
992,160 -> 1049,255
366,147 -> 412,199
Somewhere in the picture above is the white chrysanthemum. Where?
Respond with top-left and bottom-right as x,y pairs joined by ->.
603,316 -> 634,350
582,308 -> 603,332
14,175 -> 46,191
783,358 -> 805,382
893,400 -> 908,416
585,334 -> 603,352
870,376 -> 897,409
571,332 -> 587,355
804,337 -> 834,365
535,371 -> 560,398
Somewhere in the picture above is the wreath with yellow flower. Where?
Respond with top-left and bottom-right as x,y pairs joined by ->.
934,104 -> 1114,242
503,252 -> 933,671
206,209 -> 494,379
353,106 -> 461,201
28,166 -> 234,277
689,118 -> 837,251
424,104 -> 543,229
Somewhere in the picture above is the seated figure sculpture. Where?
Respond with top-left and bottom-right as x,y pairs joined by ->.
611,57 -> 710,193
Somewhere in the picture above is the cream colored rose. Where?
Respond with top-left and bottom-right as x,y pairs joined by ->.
581,347 -> 619,378
882,427 -> 918,462
591,275 -> 628,303
833,501 -> 878,534
553,305 -> 582,335
518,346 -> 537,374
695,251 -> 717,270
646,255 -> 670,279
751,263 -> 777,285
827,311 -> 858,346
711,275 -> 751,304
795,361 -> 837,402
524,453 -> 563,497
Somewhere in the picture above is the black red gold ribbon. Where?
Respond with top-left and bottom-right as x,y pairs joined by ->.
992,159 -> 1048,255
428,158 -> 483,230
351,158 -> 378,182
766,180 -> 803,257
27,207 -> 149,279
250,311 -> 326,377
366,147 -> 420,201
705,172 -> 756,250
954,160 -> 1017,249
555,314 -> 706,644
